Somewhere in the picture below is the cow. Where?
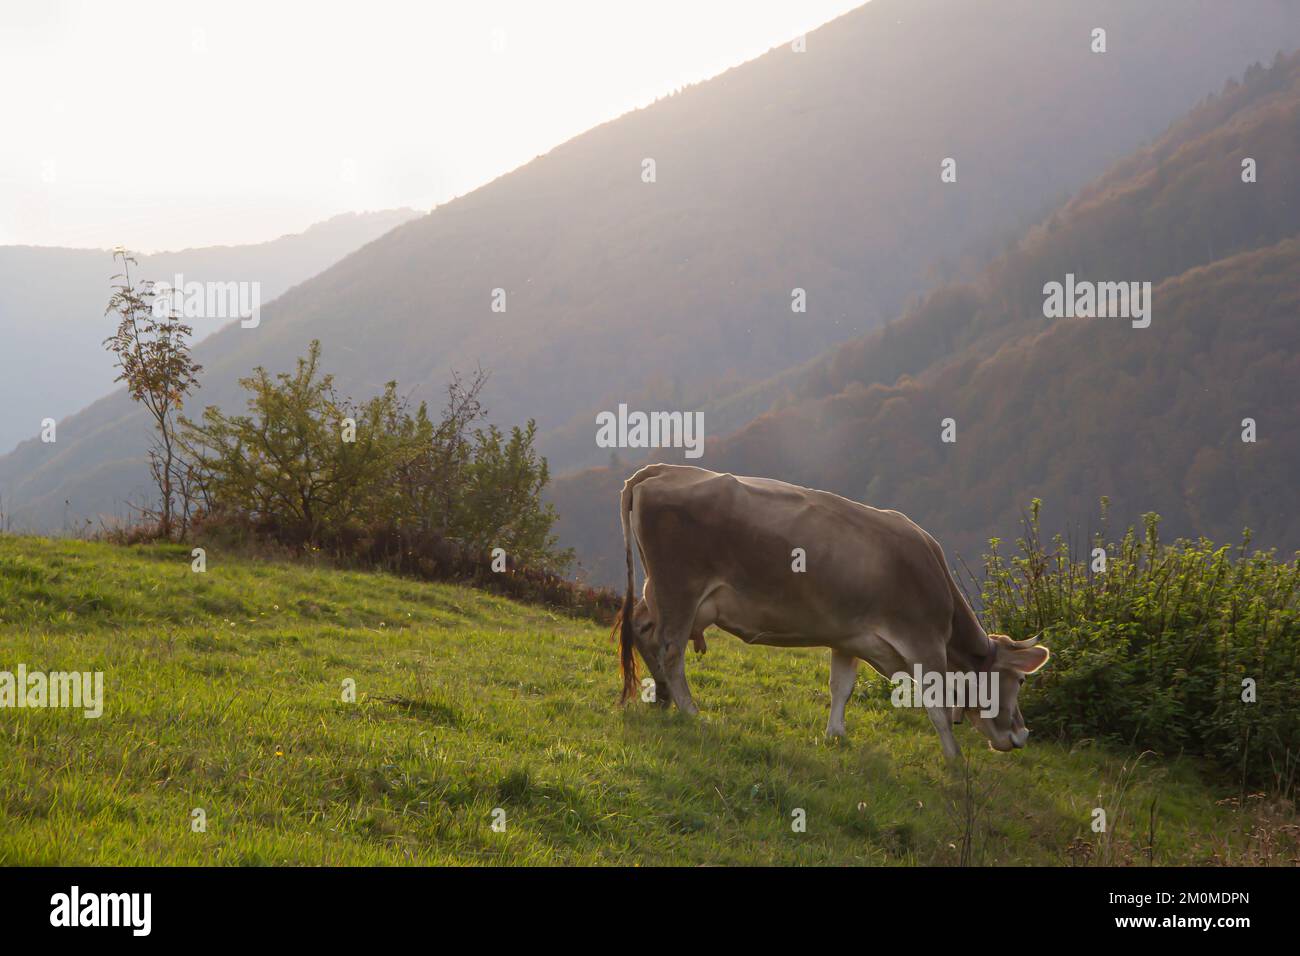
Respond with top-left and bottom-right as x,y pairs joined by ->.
613,464 -> 1049,759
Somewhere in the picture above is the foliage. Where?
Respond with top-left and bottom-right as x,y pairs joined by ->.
180,341 -> 397,543
973,500 -> 1300,796
180,341 -> 570,572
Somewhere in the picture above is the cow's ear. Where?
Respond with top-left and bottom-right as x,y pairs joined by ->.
1000,643 -> 1049,674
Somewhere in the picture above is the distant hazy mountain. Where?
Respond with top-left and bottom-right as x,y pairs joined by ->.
4,0 -> 1300,532
0,208 -> 421,453
551,50 -> 1300,586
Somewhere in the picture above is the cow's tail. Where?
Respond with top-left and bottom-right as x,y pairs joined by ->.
614,467 -> 654,704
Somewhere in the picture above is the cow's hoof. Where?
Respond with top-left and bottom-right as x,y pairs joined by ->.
826,726 -> 846,740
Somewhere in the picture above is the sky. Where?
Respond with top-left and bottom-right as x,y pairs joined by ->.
0,0 -> 865,252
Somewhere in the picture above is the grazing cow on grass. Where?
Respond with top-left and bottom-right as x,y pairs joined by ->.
613,464 -> 1049,759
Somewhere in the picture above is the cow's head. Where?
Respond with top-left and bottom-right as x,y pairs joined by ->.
965,633 -> 1050,751
616,596 -> 670,706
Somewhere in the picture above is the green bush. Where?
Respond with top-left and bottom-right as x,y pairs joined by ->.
973,499 -> 1300,795
180,341 -> 570,572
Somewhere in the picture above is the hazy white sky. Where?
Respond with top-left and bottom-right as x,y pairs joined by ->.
0,0 -> 864,251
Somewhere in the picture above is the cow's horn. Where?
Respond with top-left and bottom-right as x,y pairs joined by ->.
1016,632 -> 1042,648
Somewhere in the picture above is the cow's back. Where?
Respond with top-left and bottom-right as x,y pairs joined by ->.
629,465 -> 957,642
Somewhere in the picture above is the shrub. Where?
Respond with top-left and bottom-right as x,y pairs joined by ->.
180,341 -> 570,573
971,499 -> 1300,795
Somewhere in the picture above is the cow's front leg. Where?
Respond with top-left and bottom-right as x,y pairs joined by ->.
826,649 -> 858,738
925,705 -> 962,761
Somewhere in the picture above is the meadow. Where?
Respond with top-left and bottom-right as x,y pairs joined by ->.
0,535 -> 1293,866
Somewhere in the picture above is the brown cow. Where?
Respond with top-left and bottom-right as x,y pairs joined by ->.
614,464 -> 1049,758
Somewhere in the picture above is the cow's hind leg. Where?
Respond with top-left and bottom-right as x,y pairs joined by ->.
660,637 -> 698,715
826,650 -> 858,739
654,604 -> 701,716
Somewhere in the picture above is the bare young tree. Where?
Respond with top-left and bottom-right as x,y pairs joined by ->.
104,249 -> 203,539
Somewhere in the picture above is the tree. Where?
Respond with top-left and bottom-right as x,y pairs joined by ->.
181,340 -> 401,545
104,249 -> 202,539
385,368 -> 487,537
458,421 -> 569,569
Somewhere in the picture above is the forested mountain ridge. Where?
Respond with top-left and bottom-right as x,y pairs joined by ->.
551,49 -> 1300,586
6,0 -> 1299,531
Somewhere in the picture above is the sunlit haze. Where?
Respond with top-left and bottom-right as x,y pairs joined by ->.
0,0 -> 864,251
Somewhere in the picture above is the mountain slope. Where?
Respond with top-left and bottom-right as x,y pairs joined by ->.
7,0 -> 1300,530
553,49 -> 1300,585
0,208 -> 421,453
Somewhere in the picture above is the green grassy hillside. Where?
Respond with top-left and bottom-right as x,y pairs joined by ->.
0,536 -> 1290,866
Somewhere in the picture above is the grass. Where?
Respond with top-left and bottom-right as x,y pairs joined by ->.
0,535 -> 1293,866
